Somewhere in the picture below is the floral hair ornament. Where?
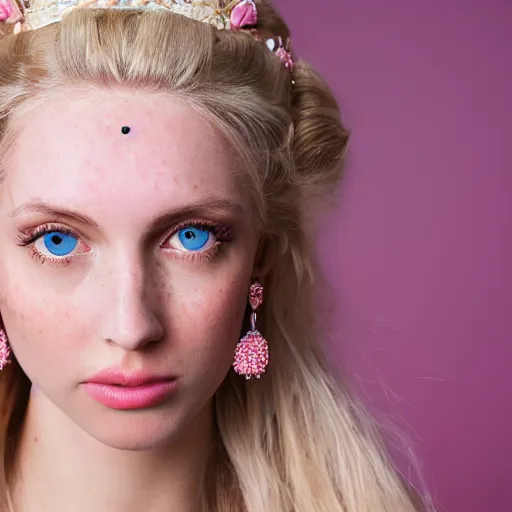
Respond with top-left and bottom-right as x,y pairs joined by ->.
0,0 -> 295,71
265,35 -> 294,71
0,0 -> 23,30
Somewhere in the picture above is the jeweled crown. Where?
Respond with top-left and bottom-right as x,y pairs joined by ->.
0,0 -> 295,70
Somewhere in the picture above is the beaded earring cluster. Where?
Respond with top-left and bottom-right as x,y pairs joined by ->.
232,280 -> 269,380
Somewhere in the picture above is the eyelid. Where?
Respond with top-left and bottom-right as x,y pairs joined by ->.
17,222 -> 81,246
164,219 -> 216,236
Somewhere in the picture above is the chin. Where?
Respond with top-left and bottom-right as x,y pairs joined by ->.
67,403 -> 195,451
80,407 -> 188,451
75,392 -> 213,452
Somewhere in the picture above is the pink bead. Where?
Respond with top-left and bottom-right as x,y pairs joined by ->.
0,330 -> 12,371
233,331 -> 269,379
249,281 -> 263,310
230,0 -> 257,30
275,47 -> 295,71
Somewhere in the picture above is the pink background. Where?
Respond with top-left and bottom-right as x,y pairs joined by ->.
275,1 -> 512,511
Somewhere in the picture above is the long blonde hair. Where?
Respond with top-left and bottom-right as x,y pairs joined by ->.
0,3 -> 431,511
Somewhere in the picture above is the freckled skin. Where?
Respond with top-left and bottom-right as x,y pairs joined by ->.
0,88 -> 260,451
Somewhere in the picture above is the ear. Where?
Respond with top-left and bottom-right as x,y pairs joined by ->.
252,234 -> 276,280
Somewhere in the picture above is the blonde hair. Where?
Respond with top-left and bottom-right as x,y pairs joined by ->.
0,3 -> 431,511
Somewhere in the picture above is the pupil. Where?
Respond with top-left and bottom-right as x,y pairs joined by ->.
185,231 -> 195,240
51,235 -> 62,245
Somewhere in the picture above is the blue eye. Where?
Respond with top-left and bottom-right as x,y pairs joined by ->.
176,227 -> 212,252
39,231 -> 78,257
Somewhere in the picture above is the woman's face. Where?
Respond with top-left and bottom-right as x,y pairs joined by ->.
0,88 -> 259,450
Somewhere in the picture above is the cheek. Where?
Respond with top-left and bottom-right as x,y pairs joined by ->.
0,279 -> 86,378
176,280 -> 249,365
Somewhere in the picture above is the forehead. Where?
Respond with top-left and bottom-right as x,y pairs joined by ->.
2,88 -> 243,218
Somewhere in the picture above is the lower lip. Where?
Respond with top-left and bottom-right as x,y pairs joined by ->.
82,380 -> 178,410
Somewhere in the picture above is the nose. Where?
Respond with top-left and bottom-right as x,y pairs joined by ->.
98,256 -> 165,351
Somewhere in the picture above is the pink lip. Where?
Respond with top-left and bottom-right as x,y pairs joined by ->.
82,369 -> 178,410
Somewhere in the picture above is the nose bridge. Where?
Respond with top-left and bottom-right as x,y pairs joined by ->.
98,249 -> 164,351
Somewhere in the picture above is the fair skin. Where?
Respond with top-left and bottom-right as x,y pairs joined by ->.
0,87 -> 260,511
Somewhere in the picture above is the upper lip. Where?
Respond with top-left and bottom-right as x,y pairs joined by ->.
85,368 -> 177,387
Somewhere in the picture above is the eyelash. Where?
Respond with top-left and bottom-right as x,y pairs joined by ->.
16,220 -> 233,268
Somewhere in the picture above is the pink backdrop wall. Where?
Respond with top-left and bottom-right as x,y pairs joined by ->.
275,1 -> 512,511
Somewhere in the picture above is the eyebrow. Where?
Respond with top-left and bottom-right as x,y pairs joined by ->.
8,198 -> 244,233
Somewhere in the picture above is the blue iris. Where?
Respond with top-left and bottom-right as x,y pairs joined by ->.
43,232 -> 78,257
178,227 -> 210,251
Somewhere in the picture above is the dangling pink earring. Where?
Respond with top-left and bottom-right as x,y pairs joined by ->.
0,328 -> 12,371
233,280 -> 269,380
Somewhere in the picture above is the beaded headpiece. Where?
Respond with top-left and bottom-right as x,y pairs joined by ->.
0,0 -> 295,70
